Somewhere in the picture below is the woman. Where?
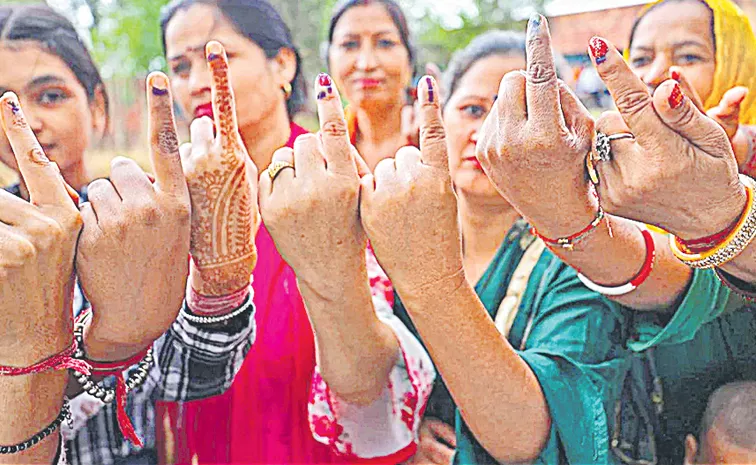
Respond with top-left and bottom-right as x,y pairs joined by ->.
380,31 -> 632,464
0,4 -> 107,199
468,14 -> 756,465
159,1 -> 419,463
627,0 -> 756,173
326,0 -> 416,169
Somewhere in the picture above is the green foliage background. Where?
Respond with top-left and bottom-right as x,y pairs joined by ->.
39,0 -> 545,81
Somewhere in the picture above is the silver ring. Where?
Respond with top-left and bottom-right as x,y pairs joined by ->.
595,131 -> 635,162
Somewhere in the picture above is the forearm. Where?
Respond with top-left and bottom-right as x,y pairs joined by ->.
549,216 -> 692,310
400,273 -> 550,463
0,372 -> 67,464
299,266 -> 399,406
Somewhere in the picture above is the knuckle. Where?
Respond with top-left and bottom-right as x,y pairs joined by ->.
613,89 -> 651,117
137,203 -> 162,226
526,63 -> 557,86
320,120 -> 348,139
171,199 -> 192,225
155,123 -> 180,156
421,120 -> 446,143
15,238 -> 37,261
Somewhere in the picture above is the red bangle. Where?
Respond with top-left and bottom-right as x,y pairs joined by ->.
576,225 -> 655,296
531,206 -> 605,250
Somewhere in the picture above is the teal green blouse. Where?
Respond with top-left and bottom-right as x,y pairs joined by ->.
395,221 -> 631,464
629,269 -> 756,463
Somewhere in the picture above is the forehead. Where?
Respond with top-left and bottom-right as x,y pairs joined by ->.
633,1 -> 713,47
456,54 -> 526,95
332,4 -> 401,37
164,3 -> 254,58
0,41 -> 82,91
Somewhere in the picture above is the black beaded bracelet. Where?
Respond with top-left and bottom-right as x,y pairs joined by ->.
0,399 -> 70,454
71,324 -> 154,402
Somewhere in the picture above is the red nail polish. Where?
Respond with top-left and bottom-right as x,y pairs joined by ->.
669,83 -> 684,109
670,70 -> 680,82
589,37 -> 608,64
318,73 -> 332,87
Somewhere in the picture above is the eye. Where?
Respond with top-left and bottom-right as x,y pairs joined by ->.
377,39 -> 397,48
170,60 -> 191,77
37,88 -> 69,106
630,56 -> 652,67
676,54 -> 703,65
340,40 -> 359,50
460,104 -> 487,119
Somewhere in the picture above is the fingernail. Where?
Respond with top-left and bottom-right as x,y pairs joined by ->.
669,82 -> 684,109
317,73 -> 333,99
528,14 -> 542,34
670,70 -> 680,82
206,41 -> 223,62
426,76 -> 435,103
589,37 -> 608,64
151,74 -> 169,96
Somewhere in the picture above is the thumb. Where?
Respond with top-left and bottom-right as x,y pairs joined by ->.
707,86 -> 747,140
654,79 -> 731,157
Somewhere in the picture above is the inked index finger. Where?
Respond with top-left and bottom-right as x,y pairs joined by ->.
206,41 -> 240,151
0,92 -> 72,207
524,14 -> 562,125
417,76 -> 449,169
146,72 -> 188,197
589,36 -> 667,146
315,73 -> 355,176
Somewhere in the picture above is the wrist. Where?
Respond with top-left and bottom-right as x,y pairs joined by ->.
524,185 -> 599,240
190,255 -> 256,297
675,178 -> 747,241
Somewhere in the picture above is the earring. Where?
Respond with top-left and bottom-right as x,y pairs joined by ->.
282,82 -> 293,100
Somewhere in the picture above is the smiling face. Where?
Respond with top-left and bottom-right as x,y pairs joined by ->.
444,53 -> 526,200
327,3 -> 412,110
164,3 -> 296,132
628,0 -> 716,100
0,41 -> 104,176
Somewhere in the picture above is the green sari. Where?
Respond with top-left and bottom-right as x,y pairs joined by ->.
630,269 -> 756,464
394,220 -> 630,464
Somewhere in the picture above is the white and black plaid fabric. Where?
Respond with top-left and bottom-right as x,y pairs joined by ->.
66,297 -> 256,465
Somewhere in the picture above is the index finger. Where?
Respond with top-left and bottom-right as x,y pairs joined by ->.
206,41 -> 240,152
589,36 -> 666,146
315,73 -> 355,176
146,72 -> 188,197
0,92 -> 73,207
417,75 -> 449,169
525,14 -> 562,125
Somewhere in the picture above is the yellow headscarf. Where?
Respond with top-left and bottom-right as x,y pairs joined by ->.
626,0 -> 756,124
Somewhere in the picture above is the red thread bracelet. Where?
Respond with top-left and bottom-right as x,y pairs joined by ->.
677,216 -> 741,253
0,340 -> 91,377
531,206 -> 605,250
86,346 -> 152,375
577,225 -> 656,296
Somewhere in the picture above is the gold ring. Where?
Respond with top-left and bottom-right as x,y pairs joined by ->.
268,161 -> 295,181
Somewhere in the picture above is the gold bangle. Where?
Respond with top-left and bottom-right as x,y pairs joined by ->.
670,174 -> 756,268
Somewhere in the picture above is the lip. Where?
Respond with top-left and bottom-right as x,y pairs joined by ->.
463,156 -> 483,170
194,103 -> 214,120
356,78 -> 382,89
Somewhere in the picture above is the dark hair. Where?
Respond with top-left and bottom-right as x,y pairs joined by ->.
699,381 -> 756,450
160,0 -> 305,116
442,30 -> 568,108
0,3 -> 109,124
326,0 -> 416,74
627,0 -> 715,54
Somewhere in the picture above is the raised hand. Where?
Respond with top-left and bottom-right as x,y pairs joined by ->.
259,73 -> 368,297
475,15 -> 597,239
76,72 -> 191,361
360,76 -> 464,301
588,36 -> 745,240
0,92 -> 82,366
0,92 -> 82,462
182,41 -> 259,297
